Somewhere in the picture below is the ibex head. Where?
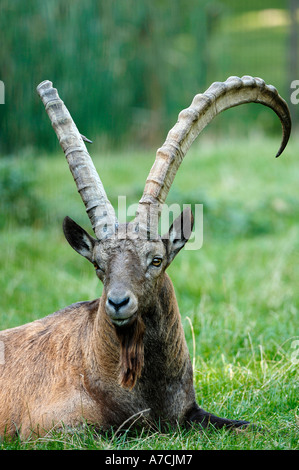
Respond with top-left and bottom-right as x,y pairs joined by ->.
37,75 -> 291,389
62,207 -> 193,329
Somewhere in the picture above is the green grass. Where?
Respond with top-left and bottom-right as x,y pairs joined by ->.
0,135 -> 298,450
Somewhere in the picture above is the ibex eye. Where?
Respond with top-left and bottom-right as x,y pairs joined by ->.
152,257 -> 162,267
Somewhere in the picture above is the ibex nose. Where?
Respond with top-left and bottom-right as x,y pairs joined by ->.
105,291 -> 138,327
108,296 -> 130,312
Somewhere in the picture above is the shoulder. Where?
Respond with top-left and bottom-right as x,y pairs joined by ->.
0,299 -> 101,338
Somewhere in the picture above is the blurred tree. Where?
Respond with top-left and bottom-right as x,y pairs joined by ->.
0,0 -> 211,153
0,0 -> 293,154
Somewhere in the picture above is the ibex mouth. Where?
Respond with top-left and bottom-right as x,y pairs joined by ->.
111,313 -> 137,328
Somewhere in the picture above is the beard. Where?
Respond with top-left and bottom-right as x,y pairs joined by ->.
115,315 -> 145,389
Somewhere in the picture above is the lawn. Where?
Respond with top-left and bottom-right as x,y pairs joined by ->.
0,133 -> 298,450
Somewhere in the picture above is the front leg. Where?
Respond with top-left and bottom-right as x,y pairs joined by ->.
186,405 -> 250,430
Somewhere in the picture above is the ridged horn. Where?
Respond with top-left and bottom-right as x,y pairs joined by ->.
37,80 -> 117,239
134,75 -> 291,237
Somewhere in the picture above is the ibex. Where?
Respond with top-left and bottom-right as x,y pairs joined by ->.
0,76 -> 291,439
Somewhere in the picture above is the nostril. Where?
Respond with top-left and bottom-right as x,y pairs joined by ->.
108,296 -> 130,311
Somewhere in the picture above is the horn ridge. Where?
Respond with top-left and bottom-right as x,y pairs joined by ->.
37,80 -> 117,239
134,75 -> 291,235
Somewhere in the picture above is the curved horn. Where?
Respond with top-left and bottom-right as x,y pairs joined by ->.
134,75 -> 291,236
37,80 -> 117,239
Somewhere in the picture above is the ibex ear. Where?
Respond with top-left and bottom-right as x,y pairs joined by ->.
63,216 -> 96,262
163,207 -> 194,265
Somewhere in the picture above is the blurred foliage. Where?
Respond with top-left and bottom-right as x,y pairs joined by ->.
0,0 -> 297,154
0,154 -> 44,227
